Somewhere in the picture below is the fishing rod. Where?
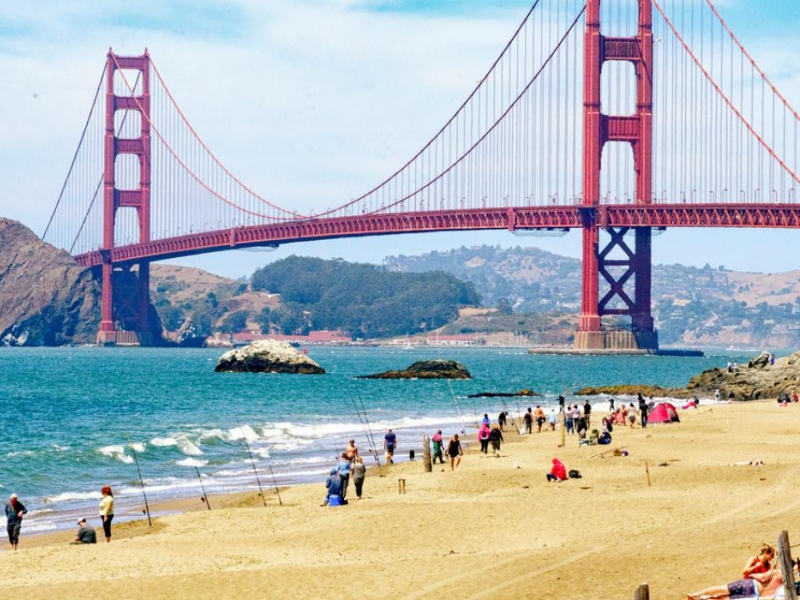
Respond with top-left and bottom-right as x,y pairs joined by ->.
265,455 -> 283,506
352,385 -> 383,476
195,465 -> 211,510
446,380 -> 468,435
240,428 -> 267,508
126,433 -> 152,527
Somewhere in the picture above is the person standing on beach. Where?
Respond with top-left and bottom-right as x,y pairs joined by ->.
498,411 -> 507,431
344,439 -> 358,463
638,395 -> 649,428
609,397 -> 615,411
478,423 -> 491,454
384,429 -> 397,465
446,434 -> 463,470
5,493 -> 27,550
351,457 -> 366,501
481,414 -> 490,427
98,485 -> 114,542
431,430 -> 445,464
558,395 -> 565,413
489,426 -> 504,457
337,453 -> 351,502
583,400 -> 592,427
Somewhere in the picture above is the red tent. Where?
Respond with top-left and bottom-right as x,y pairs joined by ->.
648,402 -> 680,424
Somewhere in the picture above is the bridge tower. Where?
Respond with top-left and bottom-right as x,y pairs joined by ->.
97,50 -> 156,346
575,0 -> 658,351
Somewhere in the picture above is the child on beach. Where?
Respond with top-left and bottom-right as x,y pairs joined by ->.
547,458 -> 567,482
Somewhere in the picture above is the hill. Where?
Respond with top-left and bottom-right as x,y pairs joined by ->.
385,245 -> 800,349
0,218 -> 100,345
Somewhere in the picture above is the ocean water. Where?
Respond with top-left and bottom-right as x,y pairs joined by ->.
0,346 -> 749,535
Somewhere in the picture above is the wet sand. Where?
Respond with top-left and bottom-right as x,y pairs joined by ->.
2,400 -> 799,599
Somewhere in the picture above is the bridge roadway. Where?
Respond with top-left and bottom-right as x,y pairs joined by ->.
75,203 -> 800,267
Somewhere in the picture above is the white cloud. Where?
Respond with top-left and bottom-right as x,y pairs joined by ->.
2,0 -> 800,277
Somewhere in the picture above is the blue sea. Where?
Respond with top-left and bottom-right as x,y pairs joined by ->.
0,346 -> 750,536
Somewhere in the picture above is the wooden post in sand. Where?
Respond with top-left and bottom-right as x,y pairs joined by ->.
777,530 -> 798,600
633,583 -> 649,600
422,434 -> 432,473
645,461 -> 651,487
558,411 -> 566,447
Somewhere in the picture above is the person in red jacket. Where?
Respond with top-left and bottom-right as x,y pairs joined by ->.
546,458 -> 567,482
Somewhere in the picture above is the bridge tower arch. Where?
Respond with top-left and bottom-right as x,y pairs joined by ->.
98,50 -> 155,345
575,0 -> 658,351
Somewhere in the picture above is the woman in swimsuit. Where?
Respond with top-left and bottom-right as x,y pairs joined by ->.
446,434 -> 463,471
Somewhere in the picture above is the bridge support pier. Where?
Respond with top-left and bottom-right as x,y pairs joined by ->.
574,0 -> 657,353
96,49 -> 157,346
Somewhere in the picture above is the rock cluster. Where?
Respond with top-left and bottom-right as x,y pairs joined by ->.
359,359 -> 471,379
468,389 -> 540,398
686,351 -> 800,400
215,339 -> 326,374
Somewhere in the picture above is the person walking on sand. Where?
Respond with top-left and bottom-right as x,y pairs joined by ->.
72,518 -> 97,544
98,485 -> 114,542
431,430 -> 445,464
446,434 -> 463,470
489,425 -> 504,457
481,413 -> 490,427
351,457 -> 366,501
558,395 -> 565,413
478,423 -> 491,454
534,405 -> 545,433
583,400 -> 592,427
384,429 -> 397,465
498,411 -> 507,431
627,403 -> 638,428
5,493 -> 27,550
523,408 -> 533,434
548,409 -> 557,431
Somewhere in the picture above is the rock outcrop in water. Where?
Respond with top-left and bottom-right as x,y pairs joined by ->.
215,339 -> 326,374
686,351 -> 800,400
0,218 -> 101,345
359,359 -> 471,379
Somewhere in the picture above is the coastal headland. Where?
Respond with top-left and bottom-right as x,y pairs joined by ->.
3,400 -> 800,599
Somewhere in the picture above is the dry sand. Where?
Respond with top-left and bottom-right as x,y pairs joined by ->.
3,401 -> 800,600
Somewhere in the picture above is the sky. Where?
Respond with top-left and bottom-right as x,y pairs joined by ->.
2,0 -> 800,280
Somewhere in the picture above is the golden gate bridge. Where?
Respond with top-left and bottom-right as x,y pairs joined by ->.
42,0 -> 800,349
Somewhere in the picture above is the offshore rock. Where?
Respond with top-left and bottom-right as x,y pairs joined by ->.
686,351 -> 800,401
0,218 -> 100,345
215,339 -> 325,374
359,359 -> 471,379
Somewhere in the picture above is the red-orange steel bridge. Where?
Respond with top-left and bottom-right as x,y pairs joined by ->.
43,0 -> 800,348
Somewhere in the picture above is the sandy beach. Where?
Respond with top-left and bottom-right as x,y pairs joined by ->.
2,400 -> 800,600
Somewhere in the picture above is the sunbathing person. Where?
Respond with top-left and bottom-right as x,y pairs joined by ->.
686,564 -> 783,599
741,543 -> 775,578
